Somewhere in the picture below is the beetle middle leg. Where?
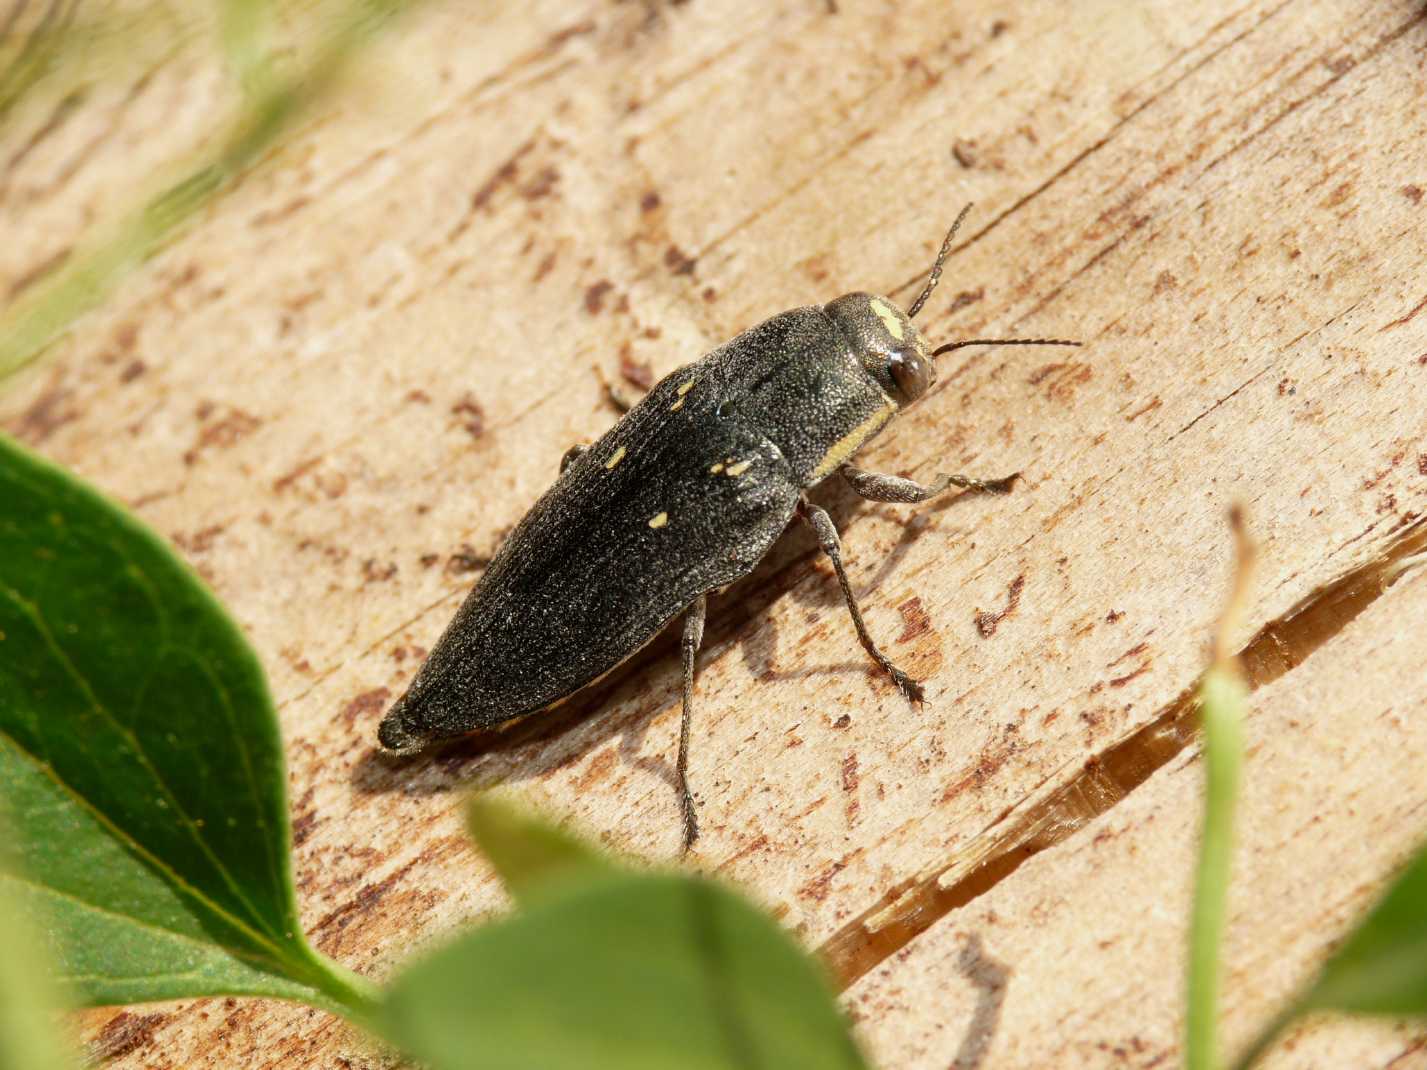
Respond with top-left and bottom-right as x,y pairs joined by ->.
798,499 -> 924,703
840,464 -> 1019,502
677,593 -> 707,852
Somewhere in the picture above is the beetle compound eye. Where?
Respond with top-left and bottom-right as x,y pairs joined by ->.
888,351 -> 932,405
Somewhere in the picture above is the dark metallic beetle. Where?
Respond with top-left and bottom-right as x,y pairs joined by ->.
378,207 -> 1075,849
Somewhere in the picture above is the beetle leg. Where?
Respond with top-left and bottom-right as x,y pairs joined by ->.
799,499 -> 925,704
678,594 -> 707,852
594,366 -> 641,414
605,383 -> 637,414
559,444 -> 588,473
840,464 -> 1019,502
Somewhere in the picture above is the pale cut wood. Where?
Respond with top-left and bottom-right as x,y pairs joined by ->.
0,0 -> 1423,1066
846,569 -> 1427,1069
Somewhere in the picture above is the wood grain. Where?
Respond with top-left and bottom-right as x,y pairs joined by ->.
846,569 -> 1427,1069
1,1 -> 1424,1066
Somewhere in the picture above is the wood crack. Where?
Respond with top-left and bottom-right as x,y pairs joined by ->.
817,514 -> 1427,989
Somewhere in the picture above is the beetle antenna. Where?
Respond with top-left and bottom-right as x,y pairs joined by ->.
907,202 -> 973,320
931,337 -> 1081,357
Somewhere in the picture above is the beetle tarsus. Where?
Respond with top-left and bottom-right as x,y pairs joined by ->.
942,471 -> 1020,496
680,790 -> 700,853
889,666 -> 926,705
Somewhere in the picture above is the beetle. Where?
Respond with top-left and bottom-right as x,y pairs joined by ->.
377,205 -> 1077,850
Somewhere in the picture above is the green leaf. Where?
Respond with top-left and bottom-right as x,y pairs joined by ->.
1232,842 -> 1427,1070
382,872 -> 869,1070
0,826 -> 80,1070
466,795 -> 617,906
1186,665 -> 1246,1070
1300,845 -> 1427,1015
0,435 -> 374,1017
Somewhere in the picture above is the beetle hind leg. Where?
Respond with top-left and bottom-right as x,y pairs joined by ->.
841,464 -> 1019,502
677,594 -> 707,852
799,499 -> 925,704
560,444 -> 588,473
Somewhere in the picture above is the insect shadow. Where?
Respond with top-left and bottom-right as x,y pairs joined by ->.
949,932 -> 1010,1070
349,466 -> 1006,801
768,466 -> 1011,674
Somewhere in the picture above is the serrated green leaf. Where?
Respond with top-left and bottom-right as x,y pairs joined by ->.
465,795 -> 617,906
382,872 -> 868,1070
1300,845 -> 1427,1016
0,435 -> 373,1017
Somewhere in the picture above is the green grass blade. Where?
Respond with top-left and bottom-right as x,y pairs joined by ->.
0,0 -> 417,382
218,0 -> 270,94
1186,666 -> 1246,1070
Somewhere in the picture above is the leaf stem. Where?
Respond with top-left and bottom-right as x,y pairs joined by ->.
1227,1003 -> 1298,1070
293,943 -> 384,1030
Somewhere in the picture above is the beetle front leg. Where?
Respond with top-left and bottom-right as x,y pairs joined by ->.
798,499 -> 924,703
840,464 -> 1018,502
677,594 -> 707,852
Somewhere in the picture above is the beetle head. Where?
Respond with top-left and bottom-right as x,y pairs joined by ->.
824,291 -> 935,407
829,205 -> 1079,404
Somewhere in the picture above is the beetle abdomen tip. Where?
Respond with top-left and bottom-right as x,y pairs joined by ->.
377,709 -> 428,755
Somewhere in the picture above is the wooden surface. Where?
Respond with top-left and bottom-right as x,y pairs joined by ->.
3,1 -> 1426,1066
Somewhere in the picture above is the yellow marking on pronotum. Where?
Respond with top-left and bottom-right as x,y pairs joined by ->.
676,379 -> 695,395
648,511 -> 669,529
810,401 -> 896,481
670,397 -> 686,412
870,297 -> 904,340
605,445 -> 627,469
726,459 -> 753,476
709,461 -> 725,474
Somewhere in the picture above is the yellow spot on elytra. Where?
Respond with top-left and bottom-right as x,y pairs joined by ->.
670,397 -> 686,412
709,462 -> 725,474
810,402 -> 896,480
726,459 -> 752,476
648,511 -> 669,528
677,379 -> 695,395
605,445 -> 627,469
870,297 -> 904,340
